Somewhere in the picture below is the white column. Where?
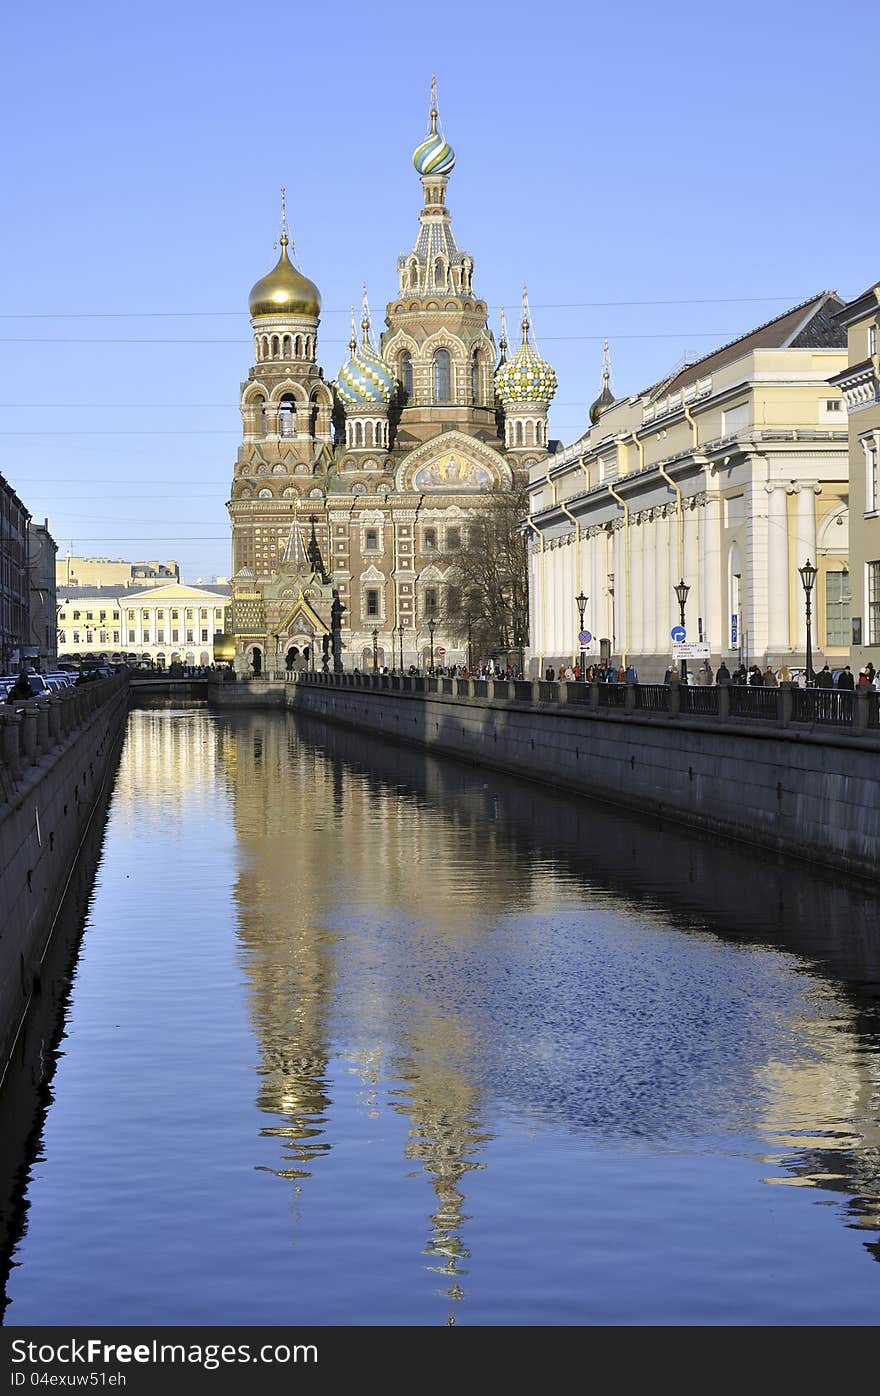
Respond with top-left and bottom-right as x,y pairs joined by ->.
794,482 -> 819,653
642,512 -> 657,659
700,492 -> 723,654
630,515 -> 645,654
590,530 -> 604,657
656,508 -> 671,655
683,500 -> 700,640
765,483 -> 790,653
613,524 -> 625,659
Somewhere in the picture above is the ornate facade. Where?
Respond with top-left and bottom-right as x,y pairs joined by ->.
525,295 -> 851,678
227,85 -> 553,674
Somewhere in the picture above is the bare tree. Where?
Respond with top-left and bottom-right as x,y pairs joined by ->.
440,487 -> 529,666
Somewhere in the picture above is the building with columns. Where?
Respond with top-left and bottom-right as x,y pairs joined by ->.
829,281 -> 880,674
57,581 -> 230,666
525,294 -> 850,678
227,84 -> 553,675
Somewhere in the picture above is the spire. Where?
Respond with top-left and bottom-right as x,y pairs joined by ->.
430,75 -> 438,135
499,307 -> 508,364
348,306 -> 357,354
283,500 -> 309,570
589,339 -> 616,425
280,185 -> 288,249
361,283 -> 373,346
521,285 -> 531,343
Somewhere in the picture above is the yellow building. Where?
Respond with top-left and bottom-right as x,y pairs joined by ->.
56,555 -> 180,589
526,295 -> 850,677
58,580 -> 230,666
829,282 -> 880,673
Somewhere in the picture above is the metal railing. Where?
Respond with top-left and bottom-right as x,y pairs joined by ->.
292,671 -> 880,738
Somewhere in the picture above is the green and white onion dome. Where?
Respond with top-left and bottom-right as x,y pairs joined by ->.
336,338 -> 395,405
495,338 -> 557,405
413,127 -> 456,176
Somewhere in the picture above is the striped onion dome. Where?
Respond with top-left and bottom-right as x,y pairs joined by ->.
336,304 -> 395,405
413,79 -> 456,176
495,300 -> 557,405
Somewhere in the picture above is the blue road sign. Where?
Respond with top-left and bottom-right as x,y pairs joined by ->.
671,625 -> 686,643
578,630 -> 592,645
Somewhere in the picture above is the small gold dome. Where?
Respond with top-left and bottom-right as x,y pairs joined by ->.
248,234 -> 321,319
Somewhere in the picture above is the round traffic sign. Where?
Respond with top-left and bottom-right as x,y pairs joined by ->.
671,625 -> 686,643
436,646 -> 446,656
578,630 -> 592,645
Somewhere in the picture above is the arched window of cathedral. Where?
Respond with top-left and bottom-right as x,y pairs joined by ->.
282,486 -> 296,498
271,335 -> 280,358
279,394 -> 296,437
472,350 -> 480,404
399,351 -> 413,401
241,487 -> 253,499
408,259 -> 419,290
282,335 -> 291,358
516,420 -> 524,446
526,421 -> 535,446
434,348 -> 451,404
351,483 -> 367,495
355,421 -> 363,447
434,258 -> 445,290
257,488 -> 272,499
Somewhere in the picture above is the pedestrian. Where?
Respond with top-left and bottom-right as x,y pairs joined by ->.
748,665 -> 764,686
716,661 -> 731,685
6,669 -> 32,703
606,665 -> 617,684
838,665 -> 856,691
815,664 -> 834,689
763,665 -> 778,687
779,665 -> 792,684
545,665 -> 555,681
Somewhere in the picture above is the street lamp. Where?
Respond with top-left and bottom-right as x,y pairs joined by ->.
372,626 -> 379,672
575,590 -> 588,680
674,578 -> 690,683
428,615 -> 436,674
466,612 -> 473,673
798,557 -> 817,684
398,622 -> 404,671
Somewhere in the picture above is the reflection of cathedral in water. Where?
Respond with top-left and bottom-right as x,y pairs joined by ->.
221,713 -> 490,1305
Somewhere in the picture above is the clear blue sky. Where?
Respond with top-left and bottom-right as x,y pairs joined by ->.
2,0 -> 876,582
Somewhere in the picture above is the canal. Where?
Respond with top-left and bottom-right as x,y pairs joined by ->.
2,704 -> 880,1325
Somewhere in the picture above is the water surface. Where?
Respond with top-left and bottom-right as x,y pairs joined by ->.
3,707 -> 880,1325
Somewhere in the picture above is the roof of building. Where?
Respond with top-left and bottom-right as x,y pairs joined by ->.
57,586 -> 126,602
645,291 -> 846,401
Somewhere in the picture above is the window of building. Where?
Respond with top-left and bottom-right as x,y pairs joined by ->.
157,630 -> 164,642
447,586 -> 462,615
868,562 -> 880,645
128,629 -> 135,643
364,527 -> 379,551
86,611 -> 93,621
172,629 -> 179,642
185,609 -> 194,620
825,569 -> 851,647
864,432 -> 879,514
366,589 -> 379,617
58,630 -> 66,644
870,324 -> 878,357
433,348 -> 451,403
472,350 -> 480,403
73,611 -> 81,621
171,610 -> 179,620
157,610 -> 164,619
201,629 -> 208,642
127,610 -> 135,621
424,527 -> 437,551
446,526 -> 461,550
399,351 -> 413,399
186,629 -> 194,642
424,588 -> 438,617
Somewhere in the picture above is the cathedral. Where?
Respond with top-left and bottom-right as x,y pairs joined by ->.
227,83 -> 555,674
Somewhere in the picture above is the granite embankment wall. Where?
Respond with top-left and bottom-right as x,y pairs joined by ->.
209,675 -> 880,878
0,677 -> 128,1077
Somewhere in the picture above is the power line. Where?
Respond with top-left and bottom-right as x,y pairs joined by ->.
0,331 -> 769,346
0,295 -> 800,320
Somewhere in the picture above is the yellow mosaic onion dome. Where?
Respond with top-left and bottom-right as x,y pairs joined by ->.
494,290 -> 557,405
413,77 -> 456,177
335,290 -> 395,405
589,340 -> 615,424
249,192 -> 321,319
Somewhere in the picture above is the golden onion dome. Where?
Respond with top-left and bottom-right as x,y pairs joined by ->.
248,234 -> 321,319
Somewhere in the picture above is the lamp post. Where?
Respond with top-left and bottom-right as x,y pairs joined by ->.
372,626 -> 379,672
798,557 -> 817,684
674,578 -> 690,683
466,612 -> 473,673
398,622 -> 404,671
428,615 -> 436,674
575,590 -> 588,681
